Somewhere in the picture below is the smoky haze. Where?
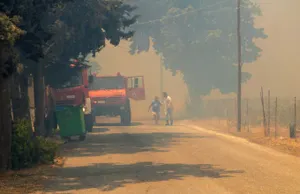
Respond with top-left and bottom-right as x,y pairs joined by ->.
92,0 -> 300,119
91,42 -> 188,120
243,0 -> 300,98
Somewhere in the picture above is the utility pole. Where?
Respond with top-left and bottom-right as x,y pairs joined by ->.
160,62 -> 164,99
237,0 -> 242,132
160,62 -> 164,120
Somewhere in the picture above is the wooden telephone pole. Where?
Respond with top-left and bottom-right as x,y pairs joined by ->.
160,62 -> 164,99
237,0 -> 242,132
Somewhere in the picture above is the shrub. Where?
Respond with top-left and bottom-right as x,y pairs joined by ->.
11,119 -> 59,170
11,119 -> 35,169
34,136 -> 58,164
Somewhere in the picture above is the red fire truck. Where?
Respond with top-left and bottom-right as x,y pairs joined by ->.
53,59 -> 93,133
89,73 -> 145,125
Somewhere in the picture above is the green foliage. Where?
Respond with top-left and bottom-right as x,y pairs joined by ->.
1,0 -> 136,170
0,13 -> 24,80
130,0 -> 267,102
1,0 -> 137,82
0,13 -> 24,46
1,0 -> 136,86
0,0 -> 72,80
11,119 -> 58,170
34,136 -> 58,164
11,119 -> 35,169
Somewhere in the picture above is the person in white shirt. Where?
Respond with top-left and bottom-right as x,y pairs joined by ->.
163,92 -> 173,125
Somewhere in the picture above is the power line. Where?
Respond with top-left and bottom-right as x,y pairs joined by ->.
133,0 -> 230,26
132,0 -> 273,26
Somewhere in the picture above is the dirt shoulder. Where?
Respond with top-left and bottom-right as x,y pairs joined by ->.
188,119 -> 300,157
0,157 -> 64,194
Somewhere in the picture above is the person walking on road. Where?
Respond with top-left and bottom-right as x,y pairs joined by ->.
163,92 -> 174,126
148,96 -> 162,124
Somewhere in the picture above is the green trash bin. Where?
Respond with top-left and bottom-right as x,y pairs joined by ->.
55,105 -> 86,141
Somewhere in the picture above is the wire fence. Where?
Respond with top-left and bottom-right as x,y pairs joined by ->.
201,94 -> 299,137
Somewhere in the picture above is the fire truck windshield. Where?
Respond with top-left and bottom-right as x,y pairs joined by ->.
61,75 -> 83,88
89,76 -> 125,90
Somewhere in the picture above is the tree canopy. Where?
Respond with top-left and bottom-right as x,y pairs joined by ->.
0,0 -> 137,84
129,0 -> 267,102
0,13 -> 24,80
43,0 -> 138,87
0,0 -> 71,80
0,0 -> 137,136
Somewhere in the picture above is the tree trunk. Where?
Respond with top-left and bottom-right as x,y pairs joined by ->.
0,78 -> 12,171
33,64 -> 45,136
20,75 -> 30,119
11,74 -> 30,120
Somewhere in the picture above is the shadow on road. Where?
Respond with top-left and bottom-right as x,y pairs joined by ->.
62,132 -> 208,157
44,162 -> 244,192
94,122 -> 143,127
91,127 -> 110,133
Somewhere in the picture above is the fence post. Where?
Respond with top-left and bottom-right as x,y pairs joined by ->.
267,90 -> 270,136
289,97 -> 297,139
226,108 -> 229,132
246,99 -> 249,132
290,123 -> 296,138
294,97 -> 297,138
260,87 -> 267,136
234,98 -> 237,123
275,97 -> 278,138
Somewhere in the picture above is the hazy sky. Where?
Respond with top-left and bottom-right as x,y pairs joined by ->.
243,0 -> 300,97
92,42 -> 188,119
93,0 -> 300,117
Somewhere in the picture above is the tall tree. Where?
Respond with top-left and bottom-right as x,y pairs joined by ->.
130,0 -> 267,114
0,0 -> 137,169
0,13 -> 24,170
1,0 -> 73,136
2,0 -> 137,135
44,0 -> 137,87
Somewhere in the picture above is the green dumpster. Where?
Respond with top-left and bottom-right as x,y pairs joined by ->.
55,105 -> 86,141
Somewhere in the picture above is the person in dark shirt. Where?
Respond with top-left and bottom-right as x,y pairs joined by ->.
148,96 -> 162,124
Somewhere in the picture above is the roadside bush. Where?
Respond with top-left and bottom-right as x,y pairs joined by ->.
11,119 -> 59,170
34,136 -> 58,164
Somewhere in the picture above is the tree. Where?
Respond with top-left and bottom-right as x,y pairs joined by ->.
130,0 -> 267,114
0,13 -> 24,79
0,0 -> 137,169
1,0 -> 74,136
44,0 -> 137,87
0,0 -> 71,170
0,12 -> 25,170
2,0 -> 137,135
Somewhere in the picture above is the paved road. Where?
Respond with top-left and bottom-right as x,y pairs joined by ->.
39,120 -> 300,194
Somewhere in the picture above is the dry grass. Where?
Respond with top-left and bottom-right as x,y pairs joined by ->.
0,157 -> 65,194
190,119 -> 300,157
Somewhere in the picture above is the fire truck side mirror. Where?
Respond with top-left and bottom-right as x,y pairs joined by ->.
88,75 -> 94,84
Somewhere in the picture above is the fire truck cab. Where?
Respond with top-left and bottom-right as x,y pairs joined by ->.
89,73 -> 145,125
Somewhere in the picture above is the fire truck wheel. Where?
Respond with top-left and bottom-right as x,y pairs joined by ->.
62,137 -> 71,142
79,134 -> 86,141
121,101 -> 131,126
84,114 -> 93,132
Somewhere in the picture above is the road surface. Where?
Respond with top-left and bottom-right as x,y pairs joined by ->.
39,120 -> 300,194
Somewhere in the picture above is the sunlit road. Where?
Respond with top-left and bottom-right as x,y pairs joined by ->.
39,120 -> 300,194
